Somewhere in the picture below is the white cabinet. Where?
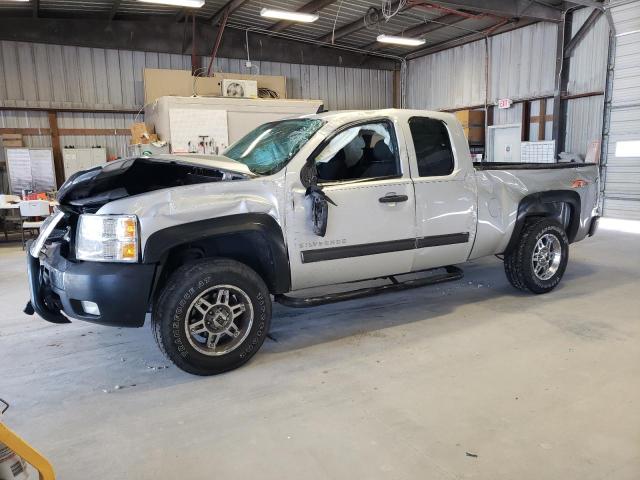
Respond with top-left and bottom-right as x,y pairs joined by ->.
145,96 -> 323,155
62,147 -> 107,180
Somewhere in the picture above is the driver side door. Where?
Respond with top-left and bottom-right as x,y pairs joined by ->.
284,119 -> 417,291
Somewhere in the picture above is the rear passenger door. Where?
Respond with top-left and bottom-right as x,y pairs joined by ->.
405,116 -> 476,270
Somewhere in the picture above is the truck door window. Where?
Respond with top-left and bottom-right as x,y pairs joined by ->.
314,121 -> 400,183
409,117 -> 455,177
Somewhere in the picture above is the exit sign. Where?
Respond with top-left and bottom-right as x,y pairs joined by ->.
497,98 -> 513,109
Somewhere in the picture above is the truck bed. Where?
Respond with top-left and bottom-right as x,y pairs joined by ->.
474,162 -> 598,171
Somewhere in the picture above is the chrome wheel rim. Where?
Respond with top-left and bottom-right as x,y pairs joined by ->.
184,285 -> 254,356
532,233 -> 562,281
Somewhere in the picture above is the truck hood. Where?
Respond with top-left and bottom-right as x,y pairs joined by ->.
153,154 -> 255,176
57,155 -> 254,211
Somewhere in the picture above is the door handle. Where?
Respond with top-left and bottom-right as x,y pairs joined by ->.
379,193 -> 409,204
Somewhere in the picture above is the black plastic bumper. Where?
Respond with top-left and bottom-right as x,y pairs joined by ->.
25,241 -> 156,328
588,215 -> 600,237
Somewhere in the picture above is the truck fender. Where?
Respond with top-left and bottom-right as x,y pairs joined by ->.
505,190 -> 581,254
143,213 -> 291,294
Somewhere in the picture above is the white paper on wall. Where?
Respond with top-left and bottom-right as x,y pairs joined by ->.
168,108 -> 229,155
6,148 -> 56,195
521,141 -> 555,163
29,149 -> 56,191
6,148 -> 32,195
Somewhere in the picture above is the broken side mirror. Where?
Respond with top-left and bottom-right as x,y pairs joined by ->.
300,162 -> 337,237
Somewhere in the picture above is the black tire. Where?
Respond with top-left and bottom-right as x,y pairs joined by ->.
503,218 -> 569,294
152,258 -> 271,375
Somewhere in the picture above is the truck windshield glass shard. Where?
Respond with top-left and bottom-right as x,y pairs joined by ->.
314,121 -> 400,182
409,117 -> 455,177
224,118 -> 325,175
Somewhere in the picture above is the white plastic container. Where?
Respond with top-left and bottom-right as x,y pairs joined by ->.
0,400 -> 29,480
0,443 -> 28,480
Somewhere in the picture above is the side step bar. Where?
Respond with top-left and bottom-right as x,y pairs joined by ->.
275,266 -> 463,308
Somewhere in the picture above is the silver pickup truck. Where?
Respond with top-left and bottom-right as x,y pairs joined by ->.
25,109 -> 600,375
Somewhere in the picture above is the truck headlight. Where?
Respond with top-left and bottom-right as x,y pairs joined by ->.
76,214 -> 139,263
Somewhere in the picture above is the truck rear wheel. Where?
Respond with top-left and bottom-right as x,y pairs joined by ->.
504,218 -> 569,294
152,258 -> 271,375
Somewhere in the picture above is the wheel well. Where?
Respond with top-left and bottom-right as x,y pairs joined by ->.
144,214 -> 292,305
524,201 -> 573,231
505,190 -> 581,254
152,231 -> 286,303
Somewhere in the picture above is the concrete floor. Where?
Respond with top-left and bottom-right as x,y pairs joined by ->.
1,226 -> 639,479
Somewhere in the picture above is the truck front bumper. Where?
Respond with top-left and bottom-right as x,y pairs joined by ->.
588,215 -> 600,237
26,241 -> 156,328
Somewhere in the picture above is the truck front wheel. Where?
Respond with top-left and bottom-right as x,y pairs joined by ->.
152,259 -> 271,375
504,218 -> 569,294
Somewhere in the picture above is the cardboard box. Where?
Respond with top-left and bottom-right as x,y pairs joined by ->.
2,140 -> 24,147
2,133 -> 23,141
143,68 -> 289,105
455,110 -> 485,128
463,126 -> 485,144
130,123 -> 158,144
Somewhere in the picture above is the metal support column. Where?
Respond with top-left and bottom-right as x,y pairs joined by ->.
552,10 -> 572,157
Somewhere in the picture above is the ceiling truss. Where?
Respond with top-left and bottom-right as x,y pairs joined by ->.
0,0 -> 574,63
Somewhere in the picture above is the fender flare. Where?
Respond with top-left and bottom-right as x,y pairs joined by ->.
505,190 -> 581,253
143,213 -> 291,294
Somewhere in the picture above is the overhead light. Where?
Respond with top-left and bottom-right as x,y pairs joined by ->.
376,34 -> 426,46
138,0 -> 204,8
260,8 -> 319,23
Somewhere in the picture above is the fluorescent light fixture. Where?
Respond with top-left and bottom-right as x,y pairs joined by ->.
139,0 -> 204,8
376,34 -> 426,46
260,8 -> 319,23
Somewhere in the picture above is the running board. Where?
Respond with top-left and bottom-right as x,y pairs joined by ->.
274,266 -> 463,308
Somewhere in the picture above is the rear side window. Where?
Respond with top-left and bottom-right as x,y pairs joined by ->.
409,117 -> 454,177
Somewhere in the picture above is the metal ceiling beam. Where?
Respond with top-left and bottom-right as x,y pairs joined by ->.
565,0 -> 604,9
317,1 -> 405,43
404,17 -> 533,59
268,0 -> 338,33
175,8 -> 188,22
108,0 -> 121,21
0,17 -> 400,70
360,13 -> 466,51
425,0 -> 562,21
564,8 -> 603,57
209,0 -> 249,25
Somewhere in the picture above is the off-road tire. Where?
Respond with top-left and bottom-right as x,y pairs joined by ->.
504,218 -> 569,294
152,258 -> 271,375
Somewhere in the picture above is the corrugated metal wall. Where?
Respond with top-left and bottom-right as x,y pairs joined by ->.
564,8 -> 609,157
404,40 -> 486,111
406,17 -> 608,158
406,22 -> 558,111
567,8 -> 609,95
0,40 -> 394,160
488,22 -> 557,103
602,0 -> 640,220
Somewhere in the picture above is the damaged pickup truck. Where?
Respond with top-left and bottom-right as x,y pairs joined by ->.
25,110 -> 600,375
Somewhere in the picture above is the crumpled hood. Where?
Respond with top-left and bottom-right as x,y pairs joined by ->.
57,155 -> 254,210
153,154 -> 255,176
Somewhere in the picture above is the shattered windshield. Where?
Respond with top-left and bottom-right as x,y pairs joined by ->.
224,118 -> 325,175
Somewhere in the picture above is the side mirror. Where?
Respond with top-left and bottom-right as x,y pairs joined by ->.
304,185 -> 337,238
300,161 -> 317,189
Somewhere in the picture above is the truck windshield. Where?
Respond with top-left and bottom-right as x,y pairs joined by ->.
224,118 -> 325,175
